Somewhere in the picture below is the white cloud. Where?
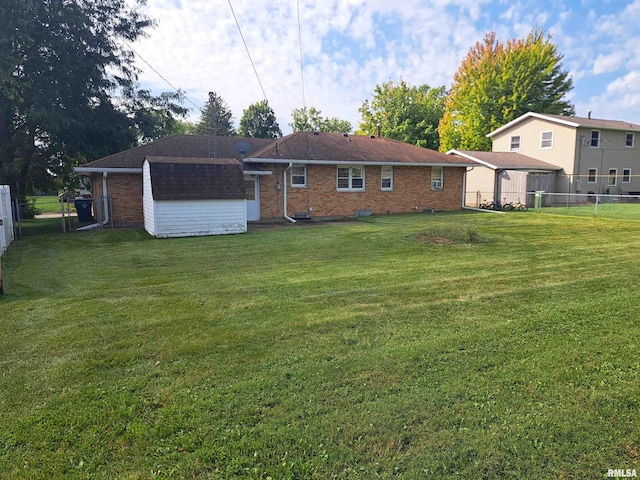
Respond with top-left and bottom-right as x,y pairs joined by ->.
593,52 -> 627,75
126,0 -> 640,133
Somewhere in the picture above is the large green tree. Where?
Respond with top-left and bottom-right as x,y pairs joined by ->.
238,100 -> 281,138
289,107 -> 352,134
439,29 -> 575,152
0,0 -> 186,198
194,92 -> 236,137
357,80 -> 446,149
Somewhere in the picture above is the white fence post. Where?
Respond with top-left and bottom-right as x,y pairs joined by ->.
0,185 -> 14,255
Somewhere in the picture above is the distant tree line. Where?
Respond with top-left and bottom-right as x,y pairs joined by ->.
0,0 -> 573,199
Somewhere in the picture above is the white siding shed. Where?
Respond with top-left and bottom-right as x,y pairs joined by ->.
143,157 -> 247,238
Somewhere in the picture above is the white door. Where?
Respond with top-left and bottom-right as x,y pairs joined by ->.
245,177 -> 260,221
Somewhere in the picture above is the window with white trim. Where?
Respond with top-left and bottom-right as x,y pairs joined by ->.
381,166 -> 393,191
290,164 -> 307,187
587,168 -> 597,183
337,166 -> 365,191
623,168 -> 632,183
590,130 -> 600,148
540,131 -> 554,149
510,135 -> 521,151
431,166 -> 444,190
626,133 -> 635,148
608,168 -> 617,186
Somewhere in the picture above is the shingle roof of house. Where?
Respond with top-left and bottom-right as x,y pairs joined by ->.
447,150 -> 562,171
144,156 -> 246,200
80,135 -> 274,170
488,112 -> 640,138
247,132 -> 478,166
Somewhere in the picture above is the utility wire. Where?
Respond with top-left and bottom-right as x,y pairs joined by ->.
297,0 -> 306,108
121,38 -> 201,111
227,0 -> 268,102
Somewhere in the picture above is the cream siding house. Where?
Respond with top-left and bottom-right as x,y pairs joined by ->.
452,112 -> 640,206
488,112 -> 640,197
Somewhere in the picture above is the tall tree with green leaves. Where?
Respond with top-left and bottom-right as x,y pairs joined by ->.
357,80 -> 446,149
194,92 -> 236,137
238,100 -> 282,138
439,29 -> 575,152
0,0 -> 186,198
289,107 -> 351,134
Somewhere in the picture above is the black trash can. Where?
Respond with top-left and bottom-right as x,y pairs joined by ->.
74,197 -> 93,222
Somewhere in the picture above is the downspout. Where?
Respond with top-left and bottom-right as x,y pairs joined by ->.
283,163 -> 297,223
77,171 -> 110,230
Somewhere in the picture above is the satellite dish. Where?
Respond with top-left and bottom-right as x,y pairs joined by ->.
233,141 -> 253,157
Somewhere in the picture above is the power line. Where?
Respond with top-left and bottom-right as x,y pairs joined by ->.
297,0 -> 306,108
227,0 -> 268,102
121,38 -> 201,111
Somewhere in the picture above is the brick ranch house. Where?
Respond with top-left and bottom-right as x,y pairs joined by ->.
75,132 -> 478,228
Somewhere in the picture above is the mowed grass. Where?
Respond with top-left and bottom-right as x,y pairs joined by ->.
1,213 -> 639,478
29,196 -> 69,214
540,202 -> 640,221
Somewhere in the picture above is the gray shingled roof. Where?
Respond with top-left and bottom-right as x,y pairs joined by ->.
145,157 -> 246,201
247,131 -> 478,166
488,112 -> 640,138
82,135 -> 274,169
448,150 -> 561,170
541,113 -> 640,131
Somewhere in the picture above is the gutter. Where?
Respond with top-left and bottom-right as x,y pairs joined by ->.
282,164 -> 297,223
74,167 -> 142,174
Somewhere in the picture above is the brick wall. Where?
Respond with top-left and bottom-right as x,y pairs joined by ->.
258,164 -> 465,219
91,173 -> 143,226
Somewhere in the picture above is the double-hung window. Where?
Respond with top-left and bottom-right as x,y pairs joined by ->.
540,131 -> 553,149
337,166 -> 365,191
626,133 -> 635,148
290,164 -> 307,187
608,169 -> 618,187
381,166 -> 393,191
510,135 -> 521,151
590,130 -> 600,148
587,168 -> 597,183
623,168 -> 632,183
431,166 -> 444,190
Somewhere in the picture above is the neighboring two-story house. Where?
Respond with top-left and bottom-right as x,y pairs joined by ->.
449,112 -> 640,206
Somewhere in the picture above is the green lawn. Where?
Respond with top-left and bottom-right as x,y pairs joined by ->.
28,196 -> 66,214
539,202 -> 640,220
1,213 -> 639,478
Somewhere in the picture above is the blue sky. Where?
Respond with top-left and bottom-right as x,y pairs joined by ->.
130,0 -> 640,135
